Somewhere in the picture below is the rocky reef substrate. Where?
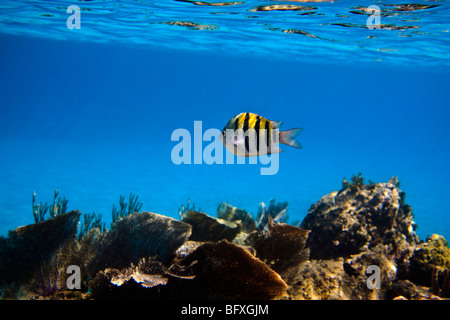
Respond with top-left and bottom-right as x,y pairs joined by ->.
0,176 -> 449,300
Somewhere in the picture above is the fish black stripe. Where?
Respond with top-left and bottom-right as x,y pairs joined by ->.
232,116 -> 239,130
255,115 -> 260,153
243,112 -> 250,132
265,120 -> 270,151
244,113 -> 250,153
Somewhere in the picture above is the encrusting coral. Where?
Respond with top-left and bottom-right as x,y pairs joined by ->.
301,175 -> 419,260
408,234 -> 450,287
1,175 -> 449,300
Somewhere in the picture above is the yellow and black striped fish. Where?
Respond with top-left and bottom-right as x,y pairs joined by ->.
219,112 -> 303,157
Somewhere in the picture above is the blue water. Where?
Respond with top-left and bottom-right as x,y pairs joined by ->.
0,1 -> 449,241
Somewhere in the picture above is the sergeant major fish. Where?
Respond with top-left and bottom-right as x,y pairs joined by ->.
219,112 -> 303,157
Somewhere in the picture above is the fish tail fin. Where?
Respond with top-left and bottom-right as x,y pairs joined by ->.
279,128 -> 303,149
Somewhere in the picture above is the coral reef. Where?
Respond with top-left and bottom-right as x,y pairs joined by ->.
245,219 -> 310,281
1,175 -> 449,300
180,210 -> 240,242
0,210 -> 80,298
173,240 -> 288,299
385,280 -> 418,300
90,240 -> 287,300
301,176 -> 419,259
0,211 -> 80,286
285,244 -> 398,300
408,234 -> 450,287
432,268 -> 450,298
88,211 -> 192,273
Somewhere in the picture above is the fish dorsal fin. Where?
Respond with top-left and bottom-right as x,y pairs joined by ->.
271,120 -> 283,129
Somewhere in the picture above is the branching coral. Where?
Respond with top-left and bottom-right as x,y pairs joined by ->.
217,202 -> 256,233
178,199 -> 202,220
111,193 -> 143,223
77,212 -> 105,241
256,199 -> 289,230
32,190 -> 68,223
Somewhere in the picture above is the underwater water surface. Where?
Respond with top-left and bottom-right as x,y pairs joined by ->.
0,0 -> 450,243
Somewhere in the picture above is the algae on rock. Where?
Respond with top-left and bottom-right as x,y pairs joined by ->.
409,234 -> 450,286
301,177 -> 419,259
